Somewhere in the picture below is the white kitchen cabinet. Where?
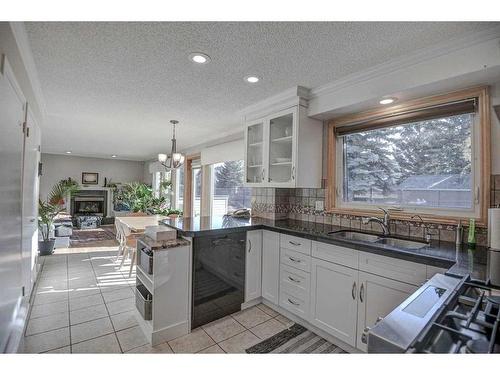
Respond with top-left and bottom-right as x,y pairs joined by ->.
243,105 -> 322,188
310,257 -> 359,347
261,230 -> 280,304
356,271 -> 418,352
245,230 -> 262,302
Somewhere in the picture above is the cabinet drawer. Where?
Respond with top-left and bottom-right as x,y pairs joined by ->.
312,241 -> 358,269
358,252 -> 427,286
279,288 -> 309,320
280,248 -> 311,273
280,234 -> 311,255
280,264 -> 310,297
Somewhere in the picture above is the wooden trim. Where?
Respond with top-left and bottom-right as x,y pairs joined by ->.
326,85 -> 491,226
183,153 -> 200,218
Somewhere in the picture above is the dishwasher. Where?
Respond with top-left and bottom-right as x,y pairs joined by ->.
191,232 -> 246,328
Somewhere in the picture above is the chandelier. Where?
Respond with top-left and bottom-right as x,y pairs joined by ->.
158,120 -> 185,170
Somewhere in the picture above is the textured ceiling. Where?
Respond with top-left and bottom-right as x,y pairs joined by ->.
25,22 -> 496,160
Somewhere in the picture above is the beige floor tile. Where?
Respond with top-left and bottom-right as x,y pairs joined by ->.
231,306 -> 272,329
198,344 -> 225,353
168,329 -> 215,353
69,293 -> 104,311
256,303 -> 280,317
33,291 -> 68,306
110,310 -> 139,331
70,316 -> 114,344
102,286 -> 134,303
106,297 -> 135,315
218,331 -> 260,353
23,327 -> 70,353
250,318 -> 287,340
125,342 -> 173,354
30,300 -> 68,319
44,345 -> 71,353
116,325 -> 149,352
202,316 -> 246,343
275,314 -> 295,328
68,287 -> 101,300
70,303 -> 109,325
26,311 -> 69,336
72,333 -> 121,353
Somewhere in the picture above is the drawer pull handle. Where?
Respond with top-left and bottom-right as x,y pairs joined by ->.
289,241 -> 301,246
288,257 -> 301,263
287,298 -> 300,306
288,276 -> 300,283
352,281 -> 357,300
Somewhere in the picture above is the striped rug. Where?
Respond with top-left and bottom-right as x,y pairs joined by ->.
246,324 -> 346,354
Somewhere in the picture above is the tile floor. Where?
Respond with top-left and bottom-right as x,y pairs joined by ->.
22,246 -> 302,354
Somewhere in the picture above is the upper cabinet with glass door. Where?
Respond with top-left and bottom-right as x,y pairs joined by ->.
243,104 -> 323,188
244,119 -> 266,186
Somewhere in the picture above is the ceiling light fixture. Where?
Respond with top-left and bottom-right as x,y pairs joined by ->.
244,75 -> 261,84
189,52 -> 211,64
158,120 -> 185,170
379,97 -> 397,105
111,155 -> 117,158
65,151 -> 71,154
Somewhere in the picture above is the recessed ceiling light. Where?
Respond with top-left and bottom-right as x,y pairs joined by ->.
111,155 -> 117,158
189,52 -> 211,64
379,97 -> 397,105
65,151 -> 72,154
244,75 -> 261,84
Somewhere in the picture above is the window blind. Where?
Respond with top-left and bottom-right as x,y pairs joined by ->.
335,97 -> 477,137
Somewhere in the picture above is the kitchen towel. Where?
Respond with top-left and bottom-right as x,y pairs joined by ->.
488,208 -> 500,249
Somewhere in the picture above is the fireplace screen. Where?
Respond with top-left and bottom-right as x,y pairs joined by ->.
74,199 -> 104,215
71,190 -> 108,217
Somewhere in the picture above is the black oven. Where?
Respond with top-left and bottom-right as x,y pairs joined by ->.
191,232 -> 246,328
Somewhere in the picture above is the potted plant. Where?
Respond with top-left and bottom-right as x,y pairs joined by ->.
38,178 -> 79,255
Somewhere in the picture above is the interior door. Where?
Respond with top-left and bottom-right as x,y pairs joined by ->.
310,257 -> 358,347
266,107 -> 297,187
0,57 -> 25,352
356,271 -> 418,352
21,109 -> 41,299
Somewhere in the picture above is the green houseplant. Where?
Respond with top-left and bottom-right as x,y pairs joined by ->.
38,178 -> 79,255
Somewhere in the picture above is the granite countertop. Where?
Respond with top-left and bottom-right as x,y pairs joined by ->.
160,216 -> 488,282
138,235 -> 191,251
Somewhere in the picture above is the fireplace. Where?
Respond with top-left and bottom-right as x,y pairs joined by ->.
70,190 -> 108,217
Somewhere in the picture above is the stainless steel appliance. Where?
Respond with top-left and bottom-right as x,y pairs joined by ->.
191,232 -> 246,328
368,274 -> 500,353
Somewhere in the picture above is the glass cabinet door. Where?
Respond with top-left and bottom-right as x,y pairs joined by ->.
245,121 -> 265,184
267,110 -> 295,185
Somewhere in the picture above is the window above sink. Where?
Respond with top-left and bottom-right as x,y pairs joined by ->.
326,86 -> 491,225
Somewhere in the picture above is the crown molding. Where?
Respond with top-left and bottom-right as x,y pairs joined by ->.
9,22 -> 47,122
239,85 -> 310,121
309,25 -> 500,100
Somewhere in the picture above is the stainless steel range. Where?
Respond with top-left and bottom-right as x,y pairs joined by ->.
368,273 -> 500,353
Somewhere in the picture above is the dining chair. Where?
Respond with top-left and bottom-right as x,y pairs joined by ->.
114,219 -> 126,262
118,221 -> 139,277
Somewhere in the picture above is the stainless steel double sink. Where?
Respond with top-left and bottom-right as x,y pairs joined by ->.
328,230 -> 427,250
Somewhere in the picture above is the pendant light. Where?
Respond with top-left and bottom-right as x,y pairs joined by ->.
158,120 -> 185,170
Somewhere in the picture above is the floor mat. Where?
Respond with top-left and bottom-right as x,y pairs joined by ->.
70,227 -> 116,245
246,323 -> 346,354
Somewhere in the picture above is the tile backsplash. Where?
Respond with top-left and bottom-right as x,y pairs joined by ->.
251,174 -> 500,247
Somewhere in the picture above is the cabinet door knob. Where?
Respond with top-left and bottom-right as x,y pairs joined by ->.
352,281 -> 357,300
359,282 -> 365,303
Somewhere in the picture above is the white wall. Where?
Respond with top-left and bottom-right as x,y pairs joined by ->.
40,153 -> 145,198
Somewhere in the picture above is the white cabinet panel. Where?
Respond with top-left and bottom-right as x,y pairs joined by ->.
358,252 -> 427,286
245,230 -> 262,302
262,231 -> 279,304
244,119 -> 266,186
310,258 -> 358,346
280,233 -> 311,254
280,248 -> 311,273
356,271 -> 417,352
280,264 -> 310,299
279,286 -> 309,320
312,241 -> 358,269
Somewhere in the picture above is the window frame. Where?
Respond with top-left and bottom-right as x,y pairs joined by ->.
326,86 -> 491,225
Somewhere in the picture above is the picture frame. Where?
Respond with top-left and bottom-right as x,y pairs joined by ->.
82,172 -> 99,185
